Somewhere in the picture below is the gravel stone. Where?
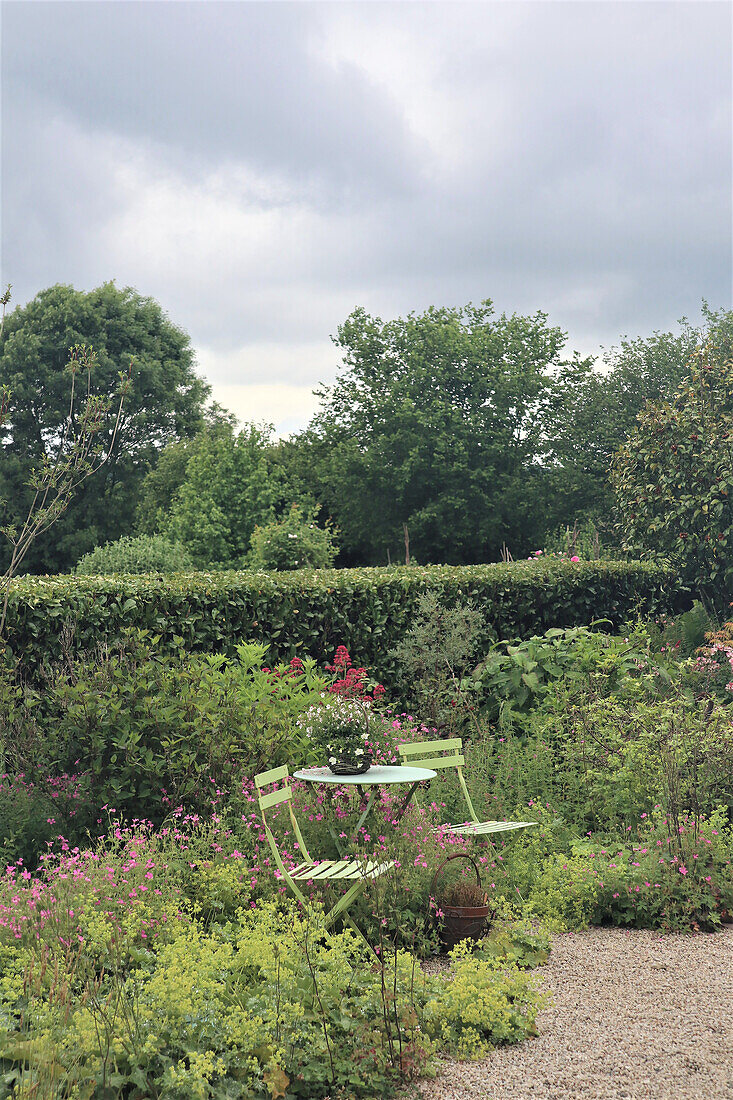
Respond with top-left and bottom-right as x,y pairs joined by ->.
416,926 -> 733,1100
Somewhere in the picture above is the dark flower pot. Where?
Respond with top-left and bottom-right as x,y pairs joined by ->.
440,903 -> 492,950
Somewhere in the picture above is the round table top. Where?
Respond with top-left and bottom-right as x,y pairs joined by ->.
293,764 -> 437,786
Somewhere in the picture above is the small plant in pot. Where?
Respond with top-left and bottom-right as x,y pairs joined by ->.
432,854 -> 493,951
297,695 -> 373,774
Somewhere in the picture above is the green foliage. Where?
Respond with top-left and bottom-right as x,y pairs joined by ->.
612,339 -> 733,614
0,863 -> 545,1100
249,503 -> 338,571
539,306 -> 733,538
541,324 -> 704,536
541,518 -> 609,560
164,422 -> 282,567
0,282 -> 208,572
390,591 -> 487,730
75,533 -> 193,574
5,633 -> 330,823
524,811 -> 733,933
3,559 -> 677,689
526,853 -> 605,930
135,408 -> 238,536
466,687 -> 733,834
466,626 -> 674,731
422,939 -> 545,1058
473,924 -> 551,970
304,300 -> 571,564
647,601 -> 715,658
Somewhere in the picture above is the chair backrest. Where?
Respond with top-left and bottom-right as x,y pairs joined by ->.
254,765 -> 311,863
397,737 -> 465,771
255,764 -> 294,810
397,737 -> 479,823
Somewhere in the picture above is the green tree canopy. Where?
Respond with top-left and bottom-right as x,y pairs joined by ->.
164,423 -> 282,567
302,301 -> 569,564
611,337 -> 733,614
0,282 -> 209,572
541,304 -> 733,537
135,406 -> 238,536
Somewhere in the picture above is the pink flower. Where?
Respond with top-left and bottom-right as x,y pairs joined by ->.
570,555 -> 580,562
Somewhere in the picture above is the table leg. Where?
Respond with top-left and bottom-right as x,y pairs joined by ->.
327,821 -> 348,859
351,786 -> 377,842
393,781 -> 425,824
326,788 -> 377,854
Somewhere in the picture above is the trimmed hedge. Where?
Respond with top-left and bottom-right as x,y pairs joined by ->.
4,561 -> 680,685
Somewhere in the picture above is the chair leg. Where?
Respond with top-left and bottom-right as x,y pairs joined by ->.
279,868 -> 380,958
280,868 -> 312,910
343,912 -> 381,960
323,878 -> 366,927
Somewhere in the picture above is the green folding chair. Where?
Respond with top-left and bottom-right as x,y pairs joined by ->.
255,765 -> 394,951
397,737 -> 536,837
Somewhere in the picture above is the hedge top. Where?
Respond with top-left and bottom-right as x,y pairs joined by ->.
8,558 -> 672,598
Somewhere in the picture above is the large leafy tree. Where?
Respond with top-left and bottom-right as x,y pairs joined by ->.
135,406 -> 238,537
304,302 -> 569,564
542,305 -> 733,537
0,283 -> 209,572
611,339 -> 733,615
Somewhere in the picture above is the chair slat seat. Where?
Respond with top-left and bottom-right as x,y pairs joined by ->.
433,820 -> 536,835
290,858 -> 394,881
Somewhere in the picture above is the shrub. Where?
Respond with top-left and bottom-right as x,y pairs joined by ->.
422,940 -> 546,1057
0,772 -> 91,870
0,829 -> 547,1100
3,559 -> 678,689
390,590 -> 486,730
525,811 -> 733,933
2,634 -> 334,830
466,625 -> 676,732
75,533 -> 193,574
249,503 -> 338,570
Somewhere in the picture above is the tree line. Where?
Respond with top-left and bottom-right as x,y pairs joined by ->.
1,282 -> 731,592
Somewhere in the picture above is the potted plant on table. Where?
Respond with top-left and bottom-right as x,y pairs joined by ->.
297,695 -> 373,775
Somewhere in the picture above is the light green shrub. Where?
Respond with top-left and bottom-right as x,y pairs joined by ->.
75,533 -> 193,574
249,503 -> 338,570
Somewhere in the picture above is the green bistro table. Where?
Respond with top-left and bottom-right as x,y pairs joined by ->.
293,764 -> 437,858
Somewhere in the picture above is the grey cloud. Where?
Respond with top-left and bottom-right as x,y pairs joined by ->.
3,1 -> 421,195
1,1 -> 730,402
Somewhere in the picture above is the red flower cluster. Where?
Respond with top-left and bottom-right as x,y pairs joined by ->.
326,645 -> 352,671
325,645 -> 386,701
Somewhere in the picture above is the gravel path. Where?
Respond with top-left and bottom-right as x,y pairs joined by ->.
417,926 -> 733,1100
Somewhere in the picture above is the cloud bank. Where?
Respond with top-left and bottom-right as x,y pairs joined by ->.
2,1 -> 731,432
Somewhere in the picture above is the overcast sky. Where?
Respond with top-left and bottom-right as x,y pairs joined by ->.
2,0 -> 731,434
